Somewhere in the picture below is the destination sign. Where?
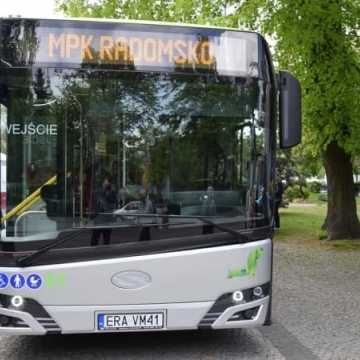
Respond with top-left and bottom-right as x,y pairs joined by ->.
34,26 -> 258,75
47,33 -> 214,65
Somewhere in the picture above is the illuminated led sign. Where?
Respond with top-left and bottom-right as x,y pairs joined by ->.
34,26 -> 257,75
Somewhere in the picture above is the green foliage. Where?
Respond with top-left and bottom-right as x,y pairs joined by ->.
238,0 -> 360,159
56,0 -> 231,24
285,184 -> 310,202
318,192 -> 328,202
277,146 -> 323,187
56,0 -> 92,17
308,181 -> 322,194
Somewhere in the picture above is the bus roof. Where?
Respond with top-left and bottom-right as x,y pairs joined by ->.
0,16 -> 260,37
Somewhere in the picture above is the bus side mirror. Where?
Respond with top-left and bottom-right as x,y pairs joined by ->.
279,71 -> 302,148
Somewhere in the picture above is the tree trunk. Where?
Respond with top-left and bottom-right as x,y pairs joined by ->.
323,142 -> 360,240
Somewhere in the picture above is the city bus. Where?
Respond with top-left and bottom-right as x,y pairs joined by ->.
0,17 -> 301,335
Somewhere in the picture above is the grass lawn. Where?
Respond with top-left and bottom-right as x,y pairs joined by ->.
275,198 -> 360,251
306,192 -> 327,205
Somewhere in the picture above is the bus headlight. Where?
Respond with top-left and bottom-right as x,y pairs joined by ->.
10,295 -> 24,308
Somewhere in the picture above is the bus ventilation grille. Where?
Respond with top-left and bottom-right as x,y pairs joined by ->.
36,317 -> 61,334
198,312 -> 221,329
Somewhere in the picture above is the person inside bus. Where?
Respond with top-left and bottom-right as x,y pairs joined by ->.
91,175 -> 117,246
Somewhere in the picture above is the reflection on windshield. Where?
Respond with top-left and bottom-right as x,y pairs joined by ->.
0,69 -> 268,243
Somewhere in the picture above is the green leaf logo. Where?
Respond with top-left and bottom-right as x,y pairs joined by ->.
44,272 -> 66,288
227,247 -> 264,279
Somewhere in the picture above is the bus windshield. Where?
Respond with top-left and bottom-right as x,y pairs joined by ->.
0,16 -> 275,251
1,67 -> 270,246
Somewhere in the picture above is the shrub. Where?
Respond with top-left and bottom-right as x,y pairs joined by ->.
302,187 -> 310,200
309,181 -> 322,193
284,184 -> 310,202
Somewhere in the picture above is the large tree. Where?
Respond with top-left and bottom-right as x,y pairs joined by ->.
236,0 -> 360,240
57,0 -> 360,240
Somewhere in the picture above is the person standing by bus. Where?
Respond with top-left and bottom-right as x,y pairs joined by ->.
274,180 -> 284,229
91,176 -> 117,246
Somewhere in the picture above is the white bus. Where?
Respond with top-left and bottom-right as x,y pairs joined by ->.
0,17 -> 301,334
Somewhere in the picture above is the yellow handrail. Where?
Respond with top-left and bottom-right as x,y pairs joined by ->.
1,175 -> 57,222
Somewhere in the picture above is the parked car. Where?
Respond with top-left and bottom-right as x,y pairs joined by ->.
114,200 -> 156,223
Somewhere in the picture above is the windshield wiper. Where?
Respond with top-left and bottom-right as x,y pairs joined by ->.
116,213 -> 250,243
158,214 -> 249,241
16,227 -> 90,267
16,214 -> 250,267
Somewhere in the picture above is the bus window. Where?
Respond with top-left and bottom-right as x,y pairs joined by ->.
0,103 -> 7,240
0,69 -> 270,241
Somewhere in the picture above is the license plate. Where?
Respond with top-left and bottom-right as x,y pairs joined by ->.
97,312 -> 165,331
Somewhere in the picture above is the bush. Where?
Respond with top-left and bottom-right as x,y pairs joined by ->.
318,193 -> 328,202
309,181 -> 322,193
285,185 -> 310,202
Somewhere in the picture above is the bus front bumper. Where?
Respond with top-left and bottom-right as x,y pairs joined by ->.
0,295 -> 270,335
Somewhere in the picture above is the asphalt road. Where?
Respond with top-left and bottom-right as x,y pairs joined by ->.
0,241 -> 358,360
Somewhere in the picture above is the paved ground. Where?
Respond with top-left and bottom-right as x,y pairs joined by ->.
0,328 -> 285,360
0,241 -> 359,359
272,242 -> 360,360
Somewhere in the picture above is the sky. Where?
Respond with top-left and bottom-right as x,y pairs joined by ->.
0,0 -> 58,18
